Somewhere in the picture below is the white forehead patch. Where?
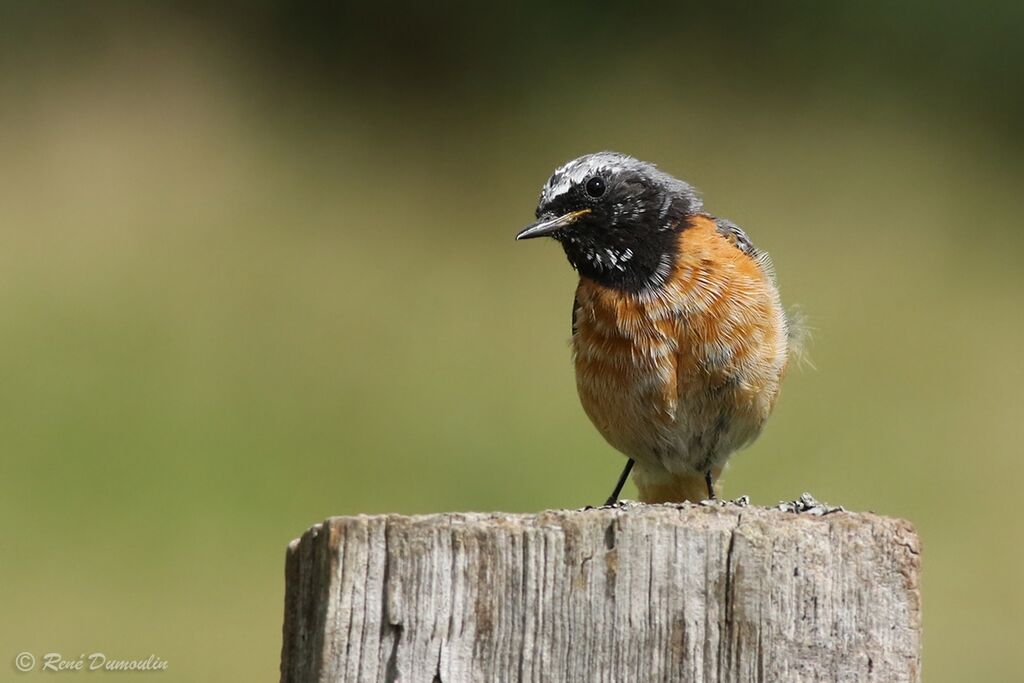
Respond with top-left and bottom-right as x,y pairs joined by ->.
540,152 -> 640,206
536,151 -> 703,217
542,159 -> 602,203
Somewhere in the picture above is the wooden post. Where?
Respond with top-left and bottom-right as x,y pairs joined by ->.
280,500 -> 921,682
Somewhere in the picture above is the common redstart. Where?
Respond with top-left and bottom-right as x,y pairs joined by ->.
517,152 -> 802,505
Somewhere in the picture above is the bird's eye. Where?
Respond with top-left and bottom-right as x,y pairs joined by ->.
585,177 -> 606,198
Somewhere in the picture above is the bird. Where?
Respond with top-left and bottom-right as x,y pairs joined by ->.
516,152 -> 802,505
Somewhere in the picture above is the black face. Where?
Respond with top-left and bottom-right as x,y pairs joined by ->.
518,152 -> 703,292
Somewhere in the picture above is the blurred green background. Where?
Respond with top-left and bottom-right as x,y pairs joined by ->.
2,2 -> 1022,681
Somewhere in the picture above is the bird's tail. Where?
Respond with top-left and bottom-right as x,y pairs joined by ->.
633,465 -> 721,504
785,305 -> 814,370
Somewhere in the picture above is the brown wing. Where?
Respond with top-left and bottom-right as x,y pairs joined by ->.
714,216 -> 777,282
714,217 -> 757,256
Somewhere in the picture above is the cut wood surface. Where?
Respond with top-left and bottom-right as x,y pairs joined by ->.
280,499 -> 921,683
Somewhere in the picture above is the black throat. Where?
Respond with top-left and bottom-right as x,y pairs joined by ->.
558,221 -> 685,293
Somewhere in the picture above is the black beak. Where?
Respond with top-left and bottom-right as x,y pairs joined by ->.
515,209 -> 591,240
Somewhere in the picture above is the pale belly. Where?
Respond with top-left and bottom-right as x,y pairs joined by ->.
571,287 -> 786,478
574,349 -> 769,477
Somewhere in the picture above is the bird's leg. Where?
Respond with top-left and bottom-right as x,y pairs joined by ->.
604,459 -> 635,506
704,470 -> 716,500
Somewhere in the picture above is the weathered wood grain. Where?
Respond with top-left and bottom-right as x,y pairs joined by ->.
280,502 -> 921,683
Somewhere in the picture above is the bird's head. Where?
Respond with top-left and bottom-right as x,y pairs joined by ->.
516,152 -> 702,291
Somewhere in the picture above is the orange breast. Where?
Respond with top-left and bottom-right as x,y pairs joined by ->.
572,215 -> 789,484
